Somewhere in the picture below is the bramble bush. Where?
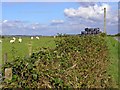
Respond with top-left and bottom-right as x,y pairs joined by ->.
2,35 -> 114,88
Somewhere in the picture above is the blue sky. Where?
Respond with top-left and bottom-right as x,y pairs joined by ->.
2,3 -> 80,23
1,2 -> 118,35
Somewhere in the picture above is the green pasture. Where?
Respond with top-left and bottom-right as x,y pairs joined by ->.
1,36 -> 57,64
106,36 -> 119,87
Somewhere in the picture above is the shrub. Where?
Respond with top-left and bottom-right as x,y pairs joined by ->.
100,33 -> 107,37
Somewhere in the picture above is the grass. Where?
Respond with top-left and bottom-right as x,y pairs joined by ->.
1,36 -> 56,63
106,36 -> 119,87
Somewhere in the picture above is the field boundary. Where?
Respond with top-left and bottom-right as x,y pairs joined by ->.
107,36 -> 119,87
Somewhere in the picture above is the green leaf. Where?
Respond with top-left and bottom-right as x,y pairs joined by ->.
27,64 -> 33,70
32,74 -> 37,80
12,75 -> 18,81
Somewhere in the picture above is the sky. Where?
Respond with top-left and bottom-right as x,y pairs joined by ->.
1,2 -> 118,36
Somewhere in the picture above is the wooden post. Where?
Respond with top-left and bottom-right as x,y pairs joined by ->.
104,8 -> 106,33
4,53 -> 7,64
28,42 -> 32,56
5,68 -> 12,80
3,53 -> 12,80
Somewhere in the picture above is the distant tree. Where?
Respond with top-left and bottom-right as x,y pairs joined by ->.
57,33 -> 63,37
115,33 -> 120,36
2,36 -> 5,38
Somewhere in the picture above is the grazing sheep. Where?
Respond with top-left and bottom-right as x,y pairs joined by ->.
18,37 -> 22,43
0,40 -> 2,43
54,36 -> 56,38
10,39 -> 15,43
13,37 -> 16,40
36,36 -> 39,40
31,37 -> 33,40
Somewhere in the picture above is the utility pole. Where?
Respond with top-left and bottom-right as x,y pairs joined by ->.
104,8 -> 106,33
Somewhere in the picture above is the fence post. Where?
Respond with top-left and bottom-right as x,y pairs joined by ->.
3,53 -> 12,80
5,68 -> 12,80
28,42 -> 32,56
4,53 -> 7,64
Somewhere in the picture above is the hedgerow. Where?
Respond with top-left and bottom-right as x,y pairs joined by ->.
2,35 -> 114,88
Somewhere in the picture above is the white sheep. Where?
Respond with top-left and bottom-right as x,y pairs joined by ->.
10,39 -> 15,43
31,37 -> 33,39
36,36 -> 39,40
54,36 -> 56,38
0,40 -> 2,43
18,37 -> 22,43
13,37 -> 16,40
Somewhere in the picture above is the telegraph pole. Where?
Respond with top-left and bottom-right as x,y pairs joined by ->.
104,8 -> 106,33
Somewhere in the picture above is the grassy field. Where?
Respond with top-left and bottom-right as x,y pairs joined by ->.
1,36 -> 57,64
106,36 -> 119,87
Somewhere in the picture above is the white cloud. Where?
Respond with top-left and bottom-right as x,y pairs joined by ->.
78,2 -> 96,7
2,20 -> 45,35
51,19 -> 64,25
64,3 -> 117,25
3,20 -> 8,23
2,19 -> 88,35
32,26 -> 36,30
